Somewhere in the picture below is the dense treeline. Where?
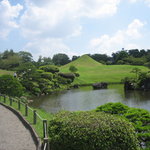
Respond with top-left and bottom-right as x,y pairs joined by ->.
1,49 -> 150,71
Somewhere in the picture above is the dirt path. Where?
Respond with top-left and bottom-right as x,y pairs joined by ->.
0,105 -> 37,150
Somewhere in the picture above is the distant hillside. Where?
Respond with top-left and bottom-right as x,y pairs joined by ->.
60,55 -> 149,84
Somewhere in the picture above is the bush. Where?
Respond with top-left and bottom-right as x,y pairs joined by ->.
69,65 -> 78,73
41,72 -> 53,80
58,72 -> 75,82
74,72 -> 80,77
95,102 -> 129,115
0,75 -> 24,97
95,103 -> 150,149
49,111 -> 140,150
39,65 -> 59,73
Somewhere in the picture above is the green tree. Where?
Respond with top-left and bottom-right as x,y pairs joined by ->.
18,51 -> 33,63
0,75 -> 24,97
52,53 -> 70,66
131,68 -> 141,80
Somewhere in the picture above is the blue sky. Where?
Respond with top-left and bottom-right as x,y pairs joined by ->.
0,0 -> 150,60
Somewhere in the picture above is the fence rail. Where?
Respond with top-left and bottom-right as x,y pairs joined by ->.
0,94 -> 49,150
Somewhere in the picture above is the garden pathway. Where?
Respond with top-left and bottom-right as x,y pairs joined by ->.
0,104 -> 36,150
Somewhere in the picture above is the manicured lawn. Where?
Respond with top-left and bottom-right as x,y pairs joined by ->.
60,55 -> 149,84
0,69 -> 13,76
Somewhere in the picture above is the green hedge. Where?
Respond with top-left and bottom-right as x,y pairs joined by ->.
95,102 -> 150,149
41,72 -> 53,80
39,65 -> 59,73
49,111 -> 140,150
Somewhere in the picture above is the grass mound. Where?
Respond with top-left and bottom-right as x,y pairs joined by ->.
60,55 -> 149,84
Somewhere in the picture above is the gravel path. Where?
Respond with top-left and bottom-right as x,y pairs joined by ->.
0,105 -> 37,150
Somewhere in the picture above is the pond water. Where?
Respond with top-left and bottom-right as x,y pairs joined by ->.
30,84 -> 150,113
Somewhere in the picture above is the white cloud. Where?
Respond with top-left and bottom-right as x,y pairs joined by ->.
89,19 -> 145,55
20,0 -> 120,39
20,0 -> 121,59
24,38 -> 78,60
0,0 -> 23,38
129,0 -> 150,6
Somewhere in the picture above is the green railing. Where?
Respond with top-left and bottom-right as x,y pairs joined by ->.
0,95 -> 50,150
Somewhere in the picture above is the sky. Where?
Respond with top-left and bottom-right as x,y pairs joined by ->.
0,0 -> 150,60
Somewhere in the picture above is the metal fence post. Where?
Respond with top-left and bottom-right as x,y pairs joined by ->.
43,120 -> 48,138
33,110 -> 37,124
10,97 -> 12,106
43,138 -> 49,150
18,100 -> 21,110
25,104 -> 28,116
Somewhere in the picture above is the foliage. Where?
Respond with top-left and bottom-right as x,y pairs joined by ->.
90,54 -> 111,64
0,75 -> 24,97
95,102 -> 150,149
39,65 -> 59,73
52,53 -> 70,66
95,102 -> 129,115
49,111 -> 140,150
18,51 -> 33,63
37,56 -> 53,66
41,72 -> 53,80
71,55 -> 80,61
69,65 -> 78,73
58,72 -> 75,82
123,69 -> 150,90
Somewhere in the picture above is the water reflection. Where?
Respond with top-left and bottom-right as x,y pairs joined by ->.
30,84 -> 150,113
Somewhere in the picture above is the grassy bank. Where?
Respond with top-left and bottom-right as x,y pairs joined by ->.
60,55 -> 149,84
0,69 -> 13,76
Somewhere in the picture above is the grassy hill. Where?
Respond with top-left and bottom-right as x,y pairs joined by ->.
0,69 -> 13,76
60,55 -> 149,84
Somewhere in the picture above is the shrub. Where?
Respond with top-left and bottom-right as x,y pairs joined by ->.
95,103 -> 150,149
49,111 -> 140,150
39,65 -> 59,73
74,72 -> 80,77
58,72 -> 75,82
41,72 -> 53,80
69,65 -> 78,73
0,75 -> 24,97
95,102 -> 129,115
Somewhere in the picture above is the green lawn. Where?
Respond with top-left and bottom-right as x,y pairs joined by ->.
0,69 -> 13,76
60,55 -> 149,84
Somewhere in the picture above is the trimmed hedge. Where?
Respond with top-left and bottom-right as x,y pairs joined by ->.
39,65 -> 59,73
41,72 -> 53,80
58,72 -> 75,82
49,111 -> 140,150
95,102 -> 150,149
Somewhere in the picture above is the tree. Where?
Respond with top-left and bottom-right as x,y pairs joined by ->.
69,65 -> 78,73
131,68 -> 141,80
128,49 -> 140,58
72,55 -> 80,61
90,54 -> 110,64
0,75 -> 24,97
112,50 -> 128,64
52,53 -> 70,66
18,51 -> 33,63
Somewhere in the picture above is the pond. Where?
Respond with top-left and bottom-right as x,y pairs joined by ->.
30,84 -> 150,113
